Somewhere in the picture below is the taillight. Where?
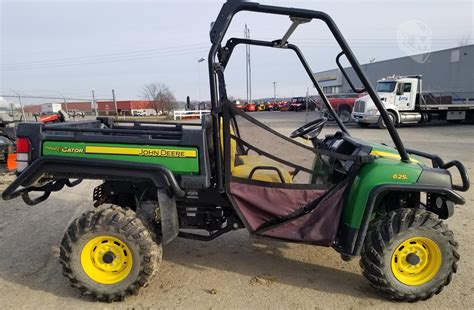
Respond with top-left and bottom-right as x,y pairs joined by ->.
16,137 -> 30,153
15,137 -> 31,172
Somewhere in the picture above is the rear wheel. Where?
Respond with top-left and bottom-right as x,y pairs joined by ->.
338,109 -> 352,123
60,206 -> 161,302
360,208 -> 459,302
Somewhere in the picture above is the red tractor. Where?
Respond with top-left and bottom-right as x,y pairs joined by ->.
35,110 -> 69,124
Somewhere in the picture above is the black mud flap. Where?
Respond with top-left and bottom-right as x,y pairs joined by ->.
157,189 -> 179,245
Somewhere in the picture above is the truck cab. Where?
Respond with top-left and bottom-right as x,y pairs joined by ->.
353,74 -> 474,127
352,75 -> 421,127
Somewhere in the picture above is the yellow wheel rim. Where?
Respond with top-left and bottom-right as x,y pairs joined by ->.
391,236 -> 442,286
80,236 -> 133,285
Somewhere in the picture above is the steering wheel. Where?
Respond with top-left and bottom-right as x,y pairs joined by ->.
290,118 -> 327,139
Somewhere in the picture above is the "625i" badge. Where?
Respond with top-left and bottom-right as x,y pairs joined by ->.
392,174 -> 408,180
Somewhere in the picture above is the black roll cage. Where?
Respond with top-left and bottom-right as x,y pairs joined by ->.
208,0 -> 410,191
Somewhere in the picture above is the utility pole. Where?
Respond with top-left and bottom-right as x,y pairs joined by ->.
92,90 -> 98,116
63,97 -> 69,113
9,89 -> 26,121
10,102 -> 14,117
273,81 -> 277,104
112,89 -> 118,117
17,95 -> 26,121
197,57 -> 205,103
245,24 -> 252,104
248,28 -> 252,105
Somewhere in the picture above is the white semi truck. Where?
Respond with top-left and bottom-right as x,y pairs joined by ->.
352,75 -> 474,128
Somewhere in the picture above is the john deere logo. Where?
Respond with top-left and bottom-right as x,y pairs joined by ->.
138,149 -> 188,158
84,146 -> 197,158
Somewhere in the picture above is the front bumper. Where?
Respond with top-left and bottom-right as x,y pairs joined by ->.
407,148 -> 470,192
352,113 -> 379,124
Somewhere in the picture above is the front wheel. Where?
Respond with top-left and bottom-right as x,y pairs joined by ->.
360,208 -> 459,302
378,111 -> 397,129
60,206 -> 161,302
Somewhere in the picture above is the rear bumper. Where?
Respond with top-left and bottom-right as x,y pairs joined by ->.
352,113 -> 379,124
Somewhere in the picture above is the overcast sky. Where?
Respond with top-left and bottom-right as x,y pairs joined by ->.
1,0 -> 472,104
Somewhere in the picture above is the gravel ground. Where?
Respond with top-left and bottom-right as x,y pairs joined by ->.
0,112 -> 473,309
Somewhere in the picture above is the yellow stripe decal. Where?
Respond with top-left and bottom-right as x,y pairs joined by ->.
85,146 -> 197,158
370,150 -> 419,163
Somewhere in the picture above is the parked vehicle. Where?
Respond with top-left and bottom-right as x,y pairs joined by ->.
277,101 -> 290,111
68,110 -> 86,119
264,101 -> 276,111
132,110 -> 146,116
0,126 -> 15,166
41,103 -> 62,114
317,93 -> 363,123
2,1 -> 470,304
352,75 -> 474,128
233,100 -> 246,110
35,110 -> 69,124
1,98 -> 17,169
0,123 -> 16,171
256,103 -> 266,111
244,102 -> 256,112
288,97 -> 315,111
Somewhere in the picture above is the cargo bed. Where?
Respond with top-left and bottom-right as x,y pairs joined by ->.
3,117 -> 213,203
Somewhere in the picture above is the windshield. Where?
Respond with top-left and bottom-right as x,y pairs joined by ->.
376,82 -> 396,93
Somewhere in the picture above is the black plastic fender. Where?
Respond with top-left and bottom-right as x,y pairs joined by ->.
357,184 -> 464,254
338,184 -> 465,258
2,156 -> 186,203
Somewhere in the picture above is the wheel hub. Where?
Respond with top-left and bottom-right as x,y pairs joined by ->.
80,236 -> 133,285
406,253 -> 421,266
102,251 -> 116,264
391,236 -> 442,286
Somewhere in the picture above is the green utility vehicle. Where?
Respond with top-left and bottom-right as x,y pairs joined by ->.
3,0 -> 470,302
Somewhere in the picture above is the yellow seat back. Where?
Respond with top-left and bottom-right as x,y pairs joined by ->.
220,118 -> 237,171
219,117 -> 292,184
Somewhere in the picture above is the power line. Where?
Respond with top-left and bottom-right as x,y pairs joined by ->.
0,94 -> 104,101
1,46 -> 209,71
2,36 -> 467,71
2,43 -> 208,67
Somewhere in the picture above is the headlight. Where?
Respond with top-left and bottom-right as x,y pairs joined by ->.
367,109 -> 379,115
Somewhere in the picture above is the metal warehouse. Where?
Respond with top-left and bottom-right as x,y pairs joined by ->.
314,44 -> 473,100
